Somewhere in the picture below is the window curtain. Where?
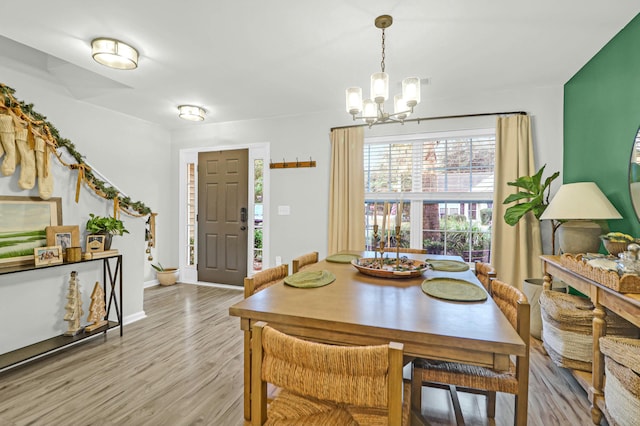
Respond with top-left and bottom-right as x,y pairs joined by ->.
328,127 -> 365,254
492,114 -> 542,290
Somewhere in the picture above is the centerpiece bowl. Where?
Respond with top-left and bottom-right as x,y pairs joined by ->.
351,257 -> 429,279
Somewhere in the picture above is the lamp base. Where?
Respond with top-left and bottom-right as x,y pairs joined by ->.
558,220 -> 603,254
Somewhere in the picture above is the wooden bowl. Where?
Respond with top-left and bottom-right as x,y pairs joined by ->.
602,239 -> 629,256
351,258 -> 428,279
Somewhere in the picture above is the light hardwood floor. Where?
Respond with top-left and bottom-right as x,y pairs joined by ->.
0,284 -> 597,425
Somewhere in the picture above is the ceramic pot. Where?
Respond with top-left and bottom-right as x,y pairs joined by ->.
157,268 -> 179,286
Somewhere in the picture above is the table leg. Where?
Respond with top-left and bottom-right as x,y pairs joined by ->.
243,329 -> 251,422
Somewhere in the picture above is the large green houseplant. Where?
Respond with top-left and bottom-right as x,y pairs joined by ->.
86,213 -> 129,250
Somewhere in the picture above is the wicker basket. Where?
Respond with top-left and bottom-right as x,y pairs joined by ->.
602,239 -> 630,256
560,254 -> 640,293
600,337 -> 640,426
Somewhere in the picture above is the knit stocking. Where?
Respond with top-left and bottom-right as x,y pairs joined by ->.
0,114 -> 17,176
15,126 -> 36,189
35,136 -> 54,199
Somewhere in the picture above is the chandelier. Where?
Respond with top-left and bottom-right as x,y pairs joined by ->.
345,15 -> 421,127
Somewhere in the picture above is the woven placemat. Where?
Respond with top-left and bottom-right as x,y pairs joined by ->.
326,253 -> 361,263
421,278 -> 487,302
425,259 -> 470,272
284,270 -> 336,288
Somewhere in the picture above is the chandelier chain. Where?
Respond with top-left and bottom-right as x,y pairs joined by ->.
380,28 -> 386,73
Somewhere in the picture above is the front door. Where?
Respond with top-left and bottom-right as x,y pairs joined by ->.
197,149 -> 248,285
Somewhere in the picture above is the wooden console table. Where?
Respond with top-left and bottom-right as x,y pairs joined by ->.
0,255 -> 123,372
541,255 -> 640,425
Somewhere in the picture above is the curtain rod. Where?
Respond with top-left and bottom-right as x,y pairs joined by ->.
330,111 -> 527,131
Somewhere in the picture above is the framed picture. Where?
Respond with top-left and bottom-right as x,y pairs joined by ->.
33,245 -> 64,267
86,235 -> 105,252
0,196 -> 62,267
46,225 -> 80,254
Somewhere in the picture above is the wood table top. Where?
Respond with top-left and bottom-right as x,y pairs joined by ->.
229,252 -> 526,359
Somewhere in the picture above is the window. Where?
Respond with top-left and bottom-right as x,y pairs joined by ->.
186,162 -> 196,265
364,129 -> 495,262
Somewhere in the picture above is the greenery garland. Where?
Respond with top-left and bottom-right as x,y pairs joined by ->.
0,83 -> 153,216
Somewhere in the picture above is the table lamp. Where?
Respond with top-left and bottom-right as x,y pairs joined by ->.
539,182 -> 622,254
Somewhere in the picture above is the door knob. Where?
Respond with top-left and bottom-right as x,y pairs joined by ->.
240,226 -> 247,231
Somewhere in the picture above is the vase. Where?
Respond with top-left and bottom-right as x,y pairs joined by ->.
102,233 -> 113,250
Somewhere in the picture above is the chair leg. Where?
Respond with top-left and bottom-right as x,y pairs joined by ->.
514,394 -> 528,426
486,391 -> 496,418
410,362 -> 423,412
448,385 -> 465,426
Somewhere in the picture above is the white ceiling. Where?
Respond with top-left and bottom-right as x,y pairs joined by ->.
1,1 -> 639,130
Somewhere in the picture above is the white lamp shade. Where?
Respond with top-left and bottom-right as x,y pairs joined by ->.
345,87 -> 363,115
540,182 -> 622,220
91,38 -> 138,70
362,99 -> 377,120
402,77 -> 421,107
178,105 -> 206,121
370,72 -> 389,104
393,94 -> 409,120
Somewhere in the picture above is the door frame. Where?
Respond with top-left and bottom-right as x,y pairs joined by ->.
178,143 -> 270,284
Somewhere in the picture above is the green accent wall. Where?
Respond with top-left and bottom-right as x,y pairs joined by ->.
564,13 -> 640,236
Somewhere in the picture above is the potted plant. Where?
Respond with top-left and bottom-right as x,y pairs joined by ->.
151,263 -> 179,286
503,164 -> 560,340
85,213 -> 129,250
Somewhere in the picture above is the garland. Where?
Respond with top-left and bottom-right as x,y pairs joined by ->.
0,83 -> 153,217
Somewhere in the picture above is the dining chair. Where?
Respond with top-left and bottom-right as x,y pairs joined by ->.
291,251 -> 319,274
242,264 -> 289,420
411,279 -> 530,426
475,261 -> 497,293
251,321 -> 410,425
243,264 -> 289,298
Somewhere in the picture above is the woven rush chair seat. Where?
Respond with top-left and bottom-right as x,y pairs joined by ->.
251,322 -> 410,425
291,251 -> 319,274
540,291 -> 639,372
475,261 -> 497,293
600,336 -> 640,426
411,279 -> 530,426
244,264 -> 289,298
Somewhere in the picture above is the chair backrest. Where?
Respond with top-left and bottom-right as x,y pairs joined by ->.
251,321 -> 404,425
475,261 -> 496,293
244,264 -> 288,298
383,247 -> 428,254
291,251 -> 319,274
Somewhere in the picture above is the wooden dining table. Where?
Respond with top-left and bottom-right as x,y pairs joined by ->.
228,251 -> 527,423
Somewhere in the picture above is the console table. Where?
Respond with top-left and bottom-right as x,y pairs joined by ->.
0,254 -> 123,371
541,255 -> 640,425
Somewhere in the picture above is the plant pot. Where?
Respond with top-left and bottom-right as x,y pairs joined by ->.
157,268 -> 179,286
523,279 -> 544,340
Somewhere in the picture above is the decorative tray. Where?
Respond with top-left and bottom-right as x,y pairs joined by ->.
351,257 -> 429,279
559,253 -> 640,293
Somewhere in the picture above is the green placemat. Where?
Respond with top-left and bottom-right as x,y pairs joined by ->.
326,253 -> 361,263
425,259 -> 470,272
421,278 -> 487,302
284,270 -> 336,288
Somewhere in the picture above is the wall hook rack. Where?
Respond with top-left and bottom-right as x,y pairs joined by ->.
269,157 -> 316,169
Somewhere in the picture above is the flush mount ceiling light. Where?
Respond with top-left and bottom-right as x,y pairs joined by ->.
91,38 -> 139,70
178,105 -> 206,122
345,15 -> 421,127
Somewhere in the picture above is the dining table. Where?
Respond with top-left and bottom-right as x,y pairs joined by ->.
228,251 -> 527,423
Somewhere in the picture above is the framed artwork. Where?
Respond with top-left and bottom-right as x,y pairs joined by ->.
0,196 -> 63,267
33,245 -> 64,267
46,225 -> 80,253
86,235 -> 105,252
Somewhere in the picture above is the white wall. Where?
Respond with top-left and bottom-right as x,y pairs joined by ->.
170,84 -> 564,267
0,67 -> 171,354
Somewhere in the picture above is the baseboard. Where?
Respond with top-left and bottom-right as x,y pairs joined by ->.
144,279 -> 159,289
123,310 -> 146,325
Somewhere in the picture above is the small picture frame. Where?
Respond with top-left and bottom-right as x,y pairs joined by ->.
34,245 -> 64,267
86,235 -> 105,252
46,225 -> 81,256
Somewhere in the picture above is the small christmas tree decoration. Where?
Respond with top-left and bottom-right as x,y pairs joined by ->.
85,282 -> 108,332
63,271 -> 83,336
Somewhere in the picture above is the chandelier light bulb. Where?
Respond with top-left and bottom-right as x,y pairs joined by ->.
370,72 -> 389,104
346,87 -> 363,115
394,94 -> 409,120
402,77 -> 421,108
